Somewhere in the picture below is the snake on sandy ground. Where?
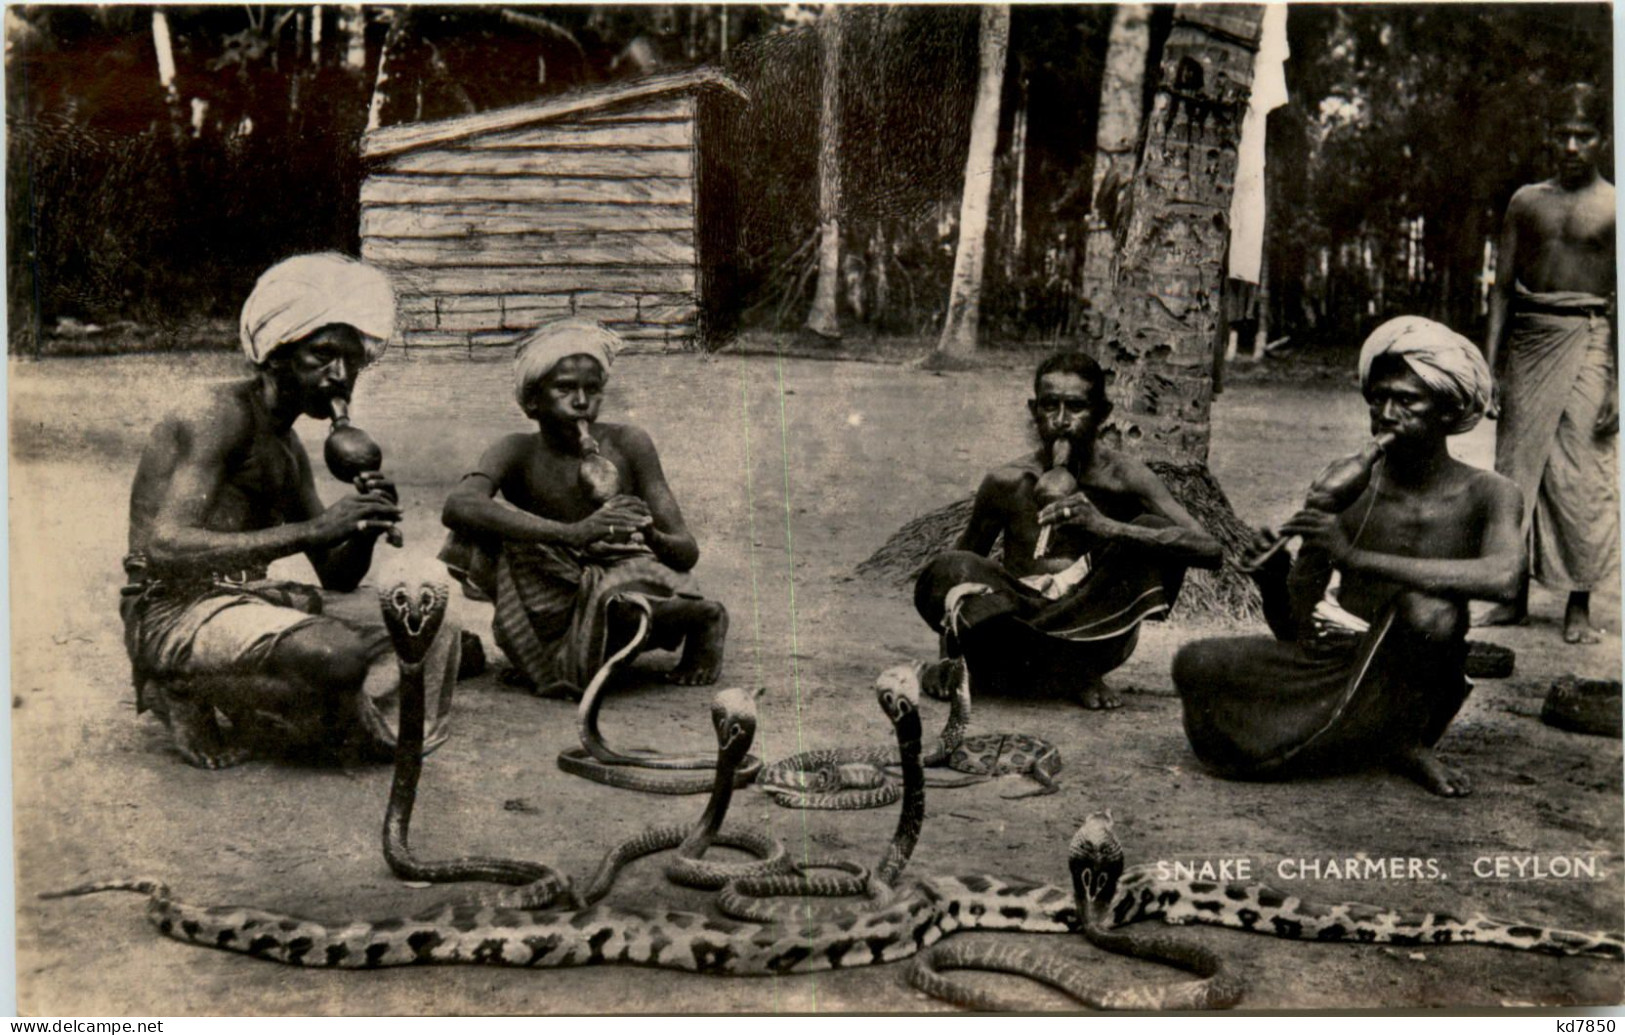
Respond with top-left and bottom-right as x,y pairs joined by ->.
906,810 -> 1625,1009
908,811 -> 1243,1010
756,661 -> 978,810
552,685 -> 796,907
44,801 -> 1624,981
717,668 -> 929,923
380,582 -> 576,908
45,809 -> 1621,981
557,595 -> 761,795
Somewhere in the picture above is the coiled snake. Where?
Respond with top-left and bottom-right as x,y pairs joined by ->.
387,585 -> 779,906
563,685 -> 795,904
907,811 -> 1624,1010
909,811 -> 1243,1009
758,660 -> 1061,806
557,594 -> 762,795
756,661 -> 977,809
380,582 -> 576,907
717,666 -> 930,923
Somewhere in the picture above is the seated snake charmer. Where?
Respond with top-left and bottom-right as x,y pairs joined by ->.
914,351 -> 1222,709
1173,316 -> 1524,798
439,319 -> 727,699
123,253 -> 461,770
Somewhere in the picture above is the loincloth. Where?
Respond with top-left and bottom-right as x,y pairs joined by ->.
120,555 -> 456,753
1494,283 -> 1618,590
443,532 -> 700,697
1174,599 -> 1469,779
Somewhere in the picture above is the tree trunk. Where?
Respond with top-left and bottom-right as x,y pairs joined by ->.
804,4 -> 843,339
936,4 -> 1010,358
1100,4 -> 1265,465
150,10 -> 188,141
1080,4 -> 1151,316
344,5 -> 367,70
365,9 -> 402,133
1001,78 -> 1028,282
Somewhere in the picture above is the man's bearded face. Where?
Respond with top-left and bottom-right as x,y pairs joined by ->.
522,354 -> 606,429
1363,361 -> 1454,447
268,323 -> 368,420
1030,371 -> 1102,448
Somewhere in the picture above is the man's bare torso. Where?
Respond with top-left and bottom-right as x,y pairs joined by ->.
127,379 -> 307,561
497,422 -> 640,521
1333,458 -> 1498,619
1511,178 -> 1616,297
985,446 -> 1146,578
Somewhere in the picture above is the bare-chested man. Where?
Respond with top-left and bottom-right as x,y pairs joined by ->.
1482,83 -> 1617,642
441,319 -> 727,698
915,352 -> 1221,708
1174,317 -> 1523,797
124,253 -> 460,769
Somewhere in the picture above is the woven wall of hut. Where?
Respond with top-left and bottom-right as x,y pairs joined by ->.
359,74 -> 739,352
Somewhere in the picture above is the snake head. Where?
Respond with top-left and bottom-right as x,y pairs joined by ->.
379,582 -> 449,663
875,664 -> 921,725
1068,810 -> 1124,918
711,686 -> 764,757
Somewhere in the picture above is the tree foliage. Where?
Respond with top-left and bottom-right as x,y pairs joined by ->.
1268,4 -> 1612,344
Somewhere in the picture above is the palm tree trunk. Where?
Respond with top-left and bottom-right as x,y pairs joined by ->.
805,4 -> 843,339
1079,3 -> 1150,313
936,4 -> 1010,358
1102,4 -> 1265,464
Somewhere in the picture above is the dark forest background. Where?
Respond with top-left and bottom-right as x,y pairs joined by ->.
5,4 -> 1613,353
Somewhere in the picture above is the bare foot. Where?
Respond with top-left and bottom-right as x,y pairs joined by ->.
1473,602 -> 1528,627
1077,675 -> 1122,710
1393,744 -> 1471,797
1564,593 -> 1601,644
165,694 -> 251,770
667,600 -> 728,686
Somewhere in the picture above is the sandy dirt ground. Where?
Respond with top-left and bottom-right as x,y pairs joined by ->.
10,349 -> 1623,1014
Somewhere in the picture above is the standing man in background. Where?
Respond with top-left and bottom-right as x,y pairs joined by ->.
1483,83 -> 1617,643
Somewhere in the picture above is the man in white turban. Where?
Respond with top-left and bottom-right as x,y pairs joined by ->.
1357,315 -> 1493,437
1174,316 -> 1524,798
239,252 -> 396,366
123,253 -> 461,769
441,318 -> 728,698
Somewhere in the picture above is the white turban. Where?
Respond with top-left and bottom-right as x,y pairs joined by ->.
239,253 -> 395,365
513,318 -> 621,404
1358,316 -> 1493,436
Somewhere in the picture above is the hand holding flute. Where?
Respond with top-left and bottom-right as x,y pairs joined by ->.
1237,432 -> 1396,573
324,398 -> 404,548
1032,439 -> 1076,558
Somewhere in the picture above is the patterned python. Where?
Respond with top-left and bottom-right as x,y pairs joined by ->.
944,732 -> 1063,799
756,661 -> 977,809
43,813 -> 1624,977
717,668 -> 929,923
911,810 -> 1623,1010
379,582 -> 576,907
935,657 -> 1063,798
557,596 -> 761,795
909,812 -> 1242,1010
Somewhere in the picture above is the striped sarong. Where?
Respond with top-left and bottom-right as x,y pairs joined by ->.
1494,284 -> 1618,592
913,513 -> 1185,698
450,535 -> 698,697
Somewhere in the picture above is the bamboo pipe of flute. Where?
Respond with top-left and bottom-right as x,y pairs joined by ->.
1032,438 -> 1075,558
1236,432 -> 1396,573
